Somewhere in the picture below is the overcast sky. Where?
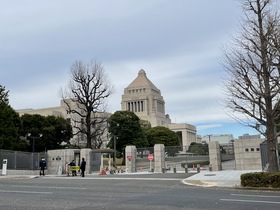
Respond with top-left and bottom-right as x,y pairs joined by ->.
0,0 -> 259,138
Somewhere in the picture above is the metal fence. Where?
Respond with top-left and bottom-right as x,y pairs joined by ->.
219,143 -> 236,170
136,147 -> 154,171
136,144 -> 237,172
0,149 -> 47,170
165,146 -> 209,171
136,146 -> 209,172
260,142 -> 280,171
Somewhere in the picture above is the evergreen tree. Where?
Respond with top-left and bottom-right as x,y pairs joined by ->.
145,126 -> 179,147
20,114 -> 72,152
0,85 -> 22,150
0,85 -> 9,104
108,111 -> 148,163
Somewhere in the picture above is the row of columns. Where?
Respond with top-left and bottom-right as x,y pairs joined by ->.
126,101 -> 145,112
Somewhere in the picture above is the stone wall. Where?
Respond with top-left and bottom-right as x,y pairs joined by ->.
154,144 -> 165,172
234,139 -> 262,170
209,141 -> 222,171
125,146 -> 137,173
47,149 -> 92,175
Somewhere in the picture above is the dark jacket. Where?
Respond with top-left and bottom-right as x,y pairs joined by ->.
69,161 -> 76,167
39,159 -> 47,169
80,159 -> 86,171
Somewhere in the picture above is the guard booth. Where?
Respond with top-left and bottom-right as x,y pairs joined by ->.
1,159 -> 8,175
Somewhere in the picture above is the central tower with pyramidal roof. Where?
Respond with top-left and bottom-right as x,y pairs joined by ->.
121,69 -> 171,127
121,69 -> 197,147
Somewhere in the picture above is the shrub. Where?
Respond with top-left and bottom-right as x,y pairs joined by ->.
241,172 -> 280,188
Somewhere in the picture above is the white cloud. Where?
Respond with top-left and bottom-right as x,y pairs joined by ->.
196,124 -> 223,131
0,0 -> 260,138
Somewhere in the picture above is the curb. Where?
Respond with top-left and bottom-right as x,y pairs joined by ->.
182,179 -> 280,191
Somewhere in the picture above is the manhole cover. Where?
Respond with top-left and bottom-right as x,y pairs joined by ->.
204,174 -> 216,176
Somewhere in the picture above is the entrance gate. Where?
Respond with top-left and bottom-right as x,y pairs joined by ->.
136,147 -> 154,172
220,143 -> 235,170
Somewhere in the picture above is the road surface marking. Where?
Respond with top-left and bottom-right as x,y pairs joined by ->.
13,185 -> 87,190
47,177 -> 182,181
231,193 -> 280,198
220,199 -> 280,204
0,190 -> 52,194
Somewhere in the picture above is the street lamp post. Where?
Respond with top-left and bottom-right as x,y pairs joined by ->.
112,123 -> 119,167
113,135 -> 116,166
207,134 -> 212,143
28,133 -> 43,153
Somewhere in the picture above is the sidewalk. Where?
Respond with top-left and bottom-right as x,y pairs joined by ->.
182,170 -> 261,188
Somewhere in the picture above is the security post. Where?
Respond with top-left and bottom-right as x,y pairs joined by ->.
2,159 -> 8,175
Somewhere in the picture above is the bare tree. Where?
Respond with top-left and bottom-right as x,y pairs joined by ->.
222,0 -> 280,172
60,60 -> 114,149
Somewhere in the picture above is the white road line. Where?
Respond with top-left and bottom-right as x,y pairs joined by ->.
0,190 -> 52,194
48,177 -> 182,181
231,194 -> 280,198
14,185 -> 87,190
220,199 -> 280,204
91,178 -> 182,181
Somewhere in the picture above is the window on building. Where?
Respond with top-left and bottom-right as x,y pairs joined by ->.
137,101 -> 140,112
141,101 -> 144,111
245,148 -> 249,152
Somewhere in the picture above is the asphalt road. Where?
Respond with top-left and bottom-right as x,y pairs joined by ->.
0,173 -> 280,210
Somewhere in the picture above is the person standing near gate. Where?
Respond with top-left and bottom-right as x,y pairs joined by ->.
39,158 -> 47,176
69,160 -> 77,176
80,158 -> 86,177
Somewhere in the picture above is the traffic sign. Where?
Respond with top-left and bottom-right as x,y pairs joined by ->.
127,156 -> 132,161
148,154 -> 154,161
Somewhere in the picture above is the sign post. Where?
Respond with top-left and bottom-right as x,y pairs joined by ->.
148,154 -> 154,172
127,156 -> 132,161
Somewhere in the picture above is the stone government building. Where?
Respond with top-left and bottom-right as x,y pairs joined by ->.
121,69 -> 197,147
17,69 -> 198,149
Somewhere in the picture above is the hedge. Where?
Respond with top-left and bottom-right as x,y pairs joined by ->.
241,172 -> 280,188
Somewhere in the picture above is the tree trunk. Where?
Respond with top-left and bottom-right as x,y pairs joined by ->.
266,124 -> 279,172
86,114 -> 91,148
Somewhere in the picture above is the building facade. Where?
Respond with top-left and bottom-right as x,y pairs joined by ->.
201,134 -> 234,144
17,69 -> 198,149
17,99 -> 110,148
121,69 -> 197,147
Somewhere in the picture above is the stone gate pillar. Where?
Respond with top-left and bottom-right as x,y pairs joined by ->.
209,141 -> 222,171
125,145 -> 137,173
154,144 -> 165,173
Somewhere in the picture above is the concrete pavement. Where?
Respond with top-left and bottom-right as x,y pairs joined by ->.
182,169 -> 261,188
